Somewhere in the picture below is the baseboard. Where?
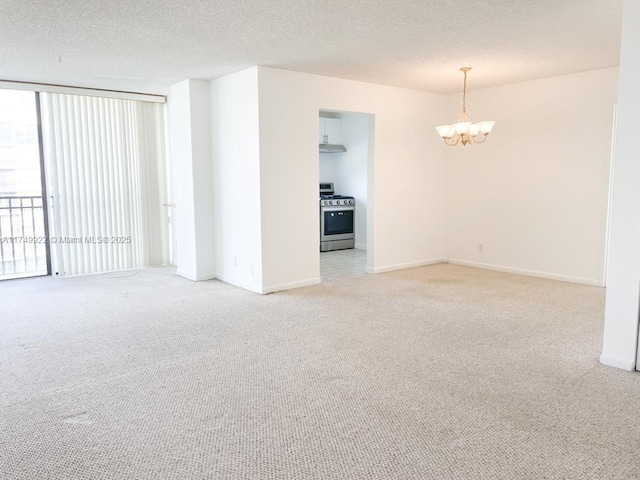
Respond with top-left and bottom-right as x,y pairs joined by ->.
261,277 -> 321,294
600,353 -> 636,371
215,273 -> 263,294
176,269 -> 216,282
355,243 -> 367,250
446,259 -> 602,287
366,257 -> 447,274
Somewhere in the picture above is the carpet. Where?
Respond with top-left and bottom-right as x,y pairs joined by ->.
1,263 -> 639,479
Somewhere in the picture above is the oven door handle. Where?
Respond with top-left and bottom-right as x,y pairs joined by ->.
321,205 -> 355,212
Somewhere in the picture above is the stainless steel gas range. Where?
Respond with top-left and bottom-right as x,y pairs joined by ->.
320,183 -> 355,252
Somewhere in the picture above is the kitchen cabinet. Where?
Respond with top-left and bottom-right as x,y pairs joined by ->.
319,117 -> 342,145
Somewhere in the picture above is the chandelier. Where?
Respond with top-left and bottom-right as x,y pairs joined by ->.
435,67 -> 495,146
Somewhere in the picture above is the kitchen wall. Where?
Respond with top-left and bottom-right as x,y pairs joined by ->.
258,66 -> 448,292
443,67 -> 618,286
319,111 -> 371,249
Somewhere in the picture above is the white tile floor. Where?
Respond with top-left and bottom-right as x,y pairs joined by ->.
320,248 -> 367,282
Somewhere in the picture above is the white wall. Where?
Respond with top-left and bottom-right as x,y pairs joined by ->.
167,81 -> 190,272
319,153 -> 338,187
168,79 -> 215,281
257,66 -> 448,292
319,111 -> 370,249
140,102 -> 170,267
443,68 -> 618,286
210,67 -> 263,292
601,0 -> 640,371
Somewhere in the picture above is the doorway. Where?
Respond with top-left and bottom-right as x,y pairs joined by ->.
318,110 -> 374,282
0,90 -> 50,279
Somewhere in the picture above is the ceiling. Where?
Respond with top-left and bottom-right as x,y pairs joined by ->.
0,0 -> 623,95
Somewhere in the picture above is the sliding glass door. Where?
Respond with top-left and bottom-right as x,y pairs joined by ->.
0,90 -> 50,279
40,93 -> 169,276
0,86 -> 168,280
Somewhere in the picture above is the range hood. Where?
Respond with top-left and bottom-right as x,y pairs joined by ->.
319,143 -> 347,153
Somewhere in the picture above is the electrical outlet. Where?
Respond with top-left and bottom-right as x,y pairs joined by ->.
478,243 -> 484,253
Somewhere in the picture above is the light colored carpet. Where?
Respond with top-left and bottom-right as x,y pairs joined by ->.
1,263 -> 639,479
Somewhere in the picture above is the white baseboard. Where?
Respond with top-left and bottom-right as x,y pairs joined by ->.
176,269 -> 216,282
261,277 -> 321,294
600,353 -> 636,371
366,257 -> 446,274
198,257 -> 604,294
208,273 -> 321,295
355,243 -> 367,250
446,259 -> 602,287
215,273 -> 263,294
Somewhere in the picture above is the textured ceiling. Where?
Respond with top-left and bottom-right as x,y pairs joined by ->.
0,0 -> 623,95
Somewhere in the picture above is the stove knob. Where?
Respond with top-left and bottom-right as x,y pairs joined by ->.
337,200 -> 341,205
329,200 -> 333,205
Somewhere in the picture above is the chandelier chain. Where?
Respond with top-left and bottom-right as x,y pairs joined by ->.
462,69 -> 467,114
458,69 -> 470,121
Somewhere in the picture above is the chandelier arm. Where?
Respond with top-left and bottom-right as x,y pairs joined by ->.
470,133 -> 489,144
444,135 -> 459,146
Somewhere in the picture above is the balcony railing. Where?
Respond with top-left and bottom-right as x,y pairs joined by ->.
0,195 -> 48,279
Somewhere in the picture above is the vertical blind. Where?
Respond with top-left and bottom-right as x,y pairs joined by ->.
40,93 -> 168,276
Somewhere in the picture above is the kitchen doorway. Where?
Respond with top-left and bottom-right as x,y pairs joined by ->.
318,110 -> 374,282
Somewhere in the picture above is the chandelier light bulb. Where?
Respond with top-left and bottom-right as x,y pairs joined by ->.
477,121 -> 496,135
454,122 -> 471,134
435,67 -> 495,146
